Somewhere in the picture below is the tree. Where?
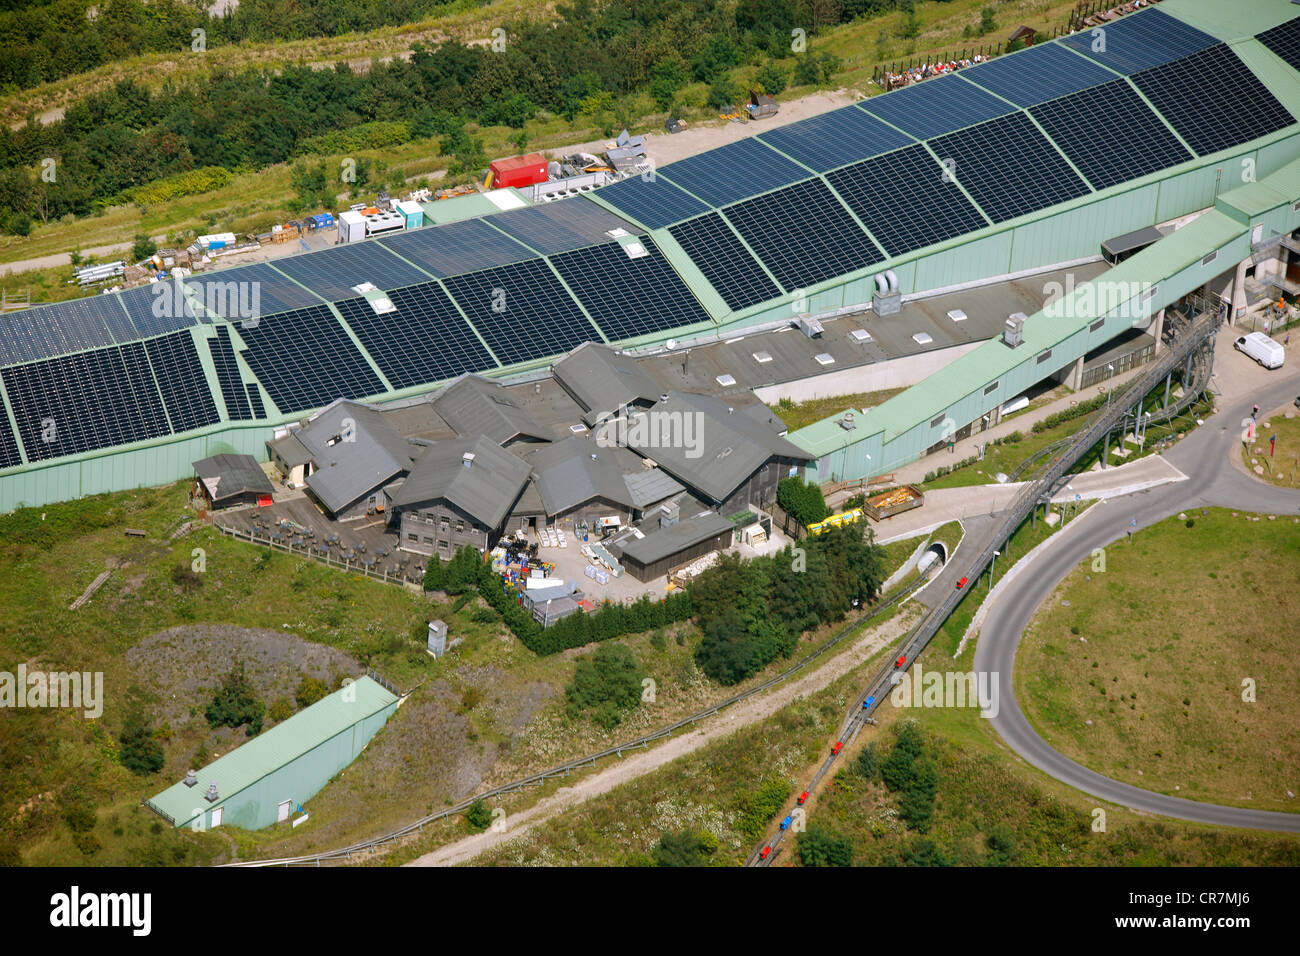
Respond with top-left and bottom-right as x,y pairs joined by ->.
755,62 -> 789,97
978,6 -> 997,35
464,798 -> 493,833
707,74 -> 739,110
119,710 -> 164,776
902,837 -> 953,866
898,756 -> 938,832
986,823 -> 1017,866
881,721 -> 924,791
654,829 -> 716,866
9,212 -> 33,237
445,545 -> 481,595
855,741 -> 879,780
131,234 -> 156,262
566,642 -> 644,728
295,675 -> 328,708
649,56 -> 688,111
798,824 -> 854,866
423,556 -> 446,592
206,661 -> 265,736
288,160 -> 331,213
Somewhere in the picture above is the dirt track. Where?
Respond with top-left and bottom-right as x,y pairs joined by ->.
405,602 -> 919,866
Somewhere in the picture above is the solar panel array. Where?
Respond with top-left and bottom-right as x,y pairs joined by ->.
757,104 -> 915,173
236,305 -> 385,415
336,286 -> 496,389
668,213 -> 783,310
827,144 -> 990,256
1030,78 -> 1194,190
723,179 -> 884,290
930,112 -> 1091,224
270,241 -> 431,301
445,259 -> 598,366
245,383 -> 267,420
595,174 -> 713,230
551,238 -> 713,340
491,199 -> 637,254
0,408 -> 20,469
2,343 -> 170,462
860,74 -> 1018,140
1257,16 -> 1300,72
209,326 -> 253,421
1131,44 -> 1296,157
957,40 -> 1116,107
660,137 -> 811,208
1059,7 -> 1218,74
144,331 -> 221,434
0,299 -> 117,366
188,263 -> 323,321
378,218 -> 533,278
118,284 -> 197,338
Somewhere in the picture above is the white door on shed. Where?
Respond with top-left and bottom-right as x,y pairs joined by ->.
210,806 -> 223,828
278,800 -> 292,823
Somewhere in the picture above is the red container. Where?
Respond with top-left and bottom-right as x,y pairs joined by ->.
490,154 -> 548,189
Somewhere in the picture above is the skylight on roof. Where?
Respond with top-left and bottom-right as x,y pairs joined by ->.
947,309 -> 967,322
815,353 -> 835,366
912,332 -> 934,345
850,329 -> 873,343
716,373 -> 737,386
753,351 -> 773,363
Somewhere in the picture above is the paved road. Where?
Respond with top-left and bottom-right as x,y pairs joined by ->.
973,368 -> 1300,831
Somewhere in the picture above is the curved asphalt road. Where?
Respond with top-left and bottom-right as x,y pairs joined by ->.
974,371 -> 1300,832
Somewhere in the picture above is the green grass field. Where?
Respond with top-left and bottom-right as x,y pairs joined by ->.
1017,508 -> 1300,813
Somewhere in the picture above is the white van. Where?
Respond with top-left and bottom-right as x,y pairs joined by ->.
1234,332 -> 1285,370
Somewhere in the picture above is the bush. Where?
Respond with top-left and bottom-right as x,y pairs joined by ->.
754,61 -> 788,96
566,643 -> 644,728
445,545 -> 482,595
117,166 -> 232,206
1032,394 -> 1107,434
653,829 -> 716,866
295,675 -> 328,709
119,710 -> 164,776
132,234 -> 157,262
777,477 -> 830,526
798,824 -> 854,866
733,778 -> 790,840
268,698 -> 295,723
206,661 -> 265,737
855,742 -> 879,780
464,798 -> 493,833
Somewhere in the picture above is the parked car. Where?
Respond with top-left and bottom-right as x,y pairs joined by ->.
831,741 -> 843,755
862,695 -> 875,709
780,815 -> 793,831
896,654 -> 907,667
797,791 -> 809,805
1234,332 -> 1285,369
760,846 -> 771,860
956,576 -> 968,590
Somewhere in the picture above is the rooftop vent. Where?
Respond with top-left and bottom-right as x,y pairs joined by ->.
850,329 -> 872,343
660,393 -> 669,403
205,782 -> 219,803
840,411 -> 856,431
462,452 -> 476,468
184,770 -> 198,788
1004,313 -> 1026,348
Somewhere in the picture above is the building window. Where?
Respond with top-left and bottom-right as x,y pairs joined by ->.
423,536 -> 434,544
407,533 -> 417,542
456,520 -> 464,533
439,517 -> 449,532
1089,318 -> 1105,333
1036,349 -> 1053,364
1201,251 -> 1217,267
930,414 -> 946,428
984,382 -> 998,395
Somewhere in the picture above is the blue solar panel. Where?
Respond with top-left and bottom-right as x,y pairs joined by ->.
118,283 -> 198,338
724,179 -> 885,291
827,144 -> 990,256
1257,16 -> 1300,72
0,407 -> 19,469
595,174 -> 713,230
444,259 -> 599,366
660,138 -> 812,208
668,213 -> 782,311
236,305 -> 386,415
336,286 -> 497,389
957,41 -> 1116,107
270,241 -> 431,300
860,73 -> 1018,140
188,263 -> 322,322
145,331 -> 221,434
2,342 -> 170,462
1030,78 -> 1194,190
377,219 -> 534,278
209,326 -> 253,421
551,237 -> 713,342
0,294 -> 132,366
757,104 -> 916,173
490,199 -> 637,254
1132,44 -> 1296,157
245,383 -> 266,420
1059,7 -> 1218,75
930,111 -> 1092,224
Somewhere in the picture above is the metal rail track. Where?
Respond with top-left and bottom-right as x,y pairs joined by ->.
748,314 -> 1221,867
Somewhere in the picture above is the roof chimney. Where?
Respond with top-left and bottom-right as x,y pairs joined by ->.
184,770 -> 198,788
205,782 -> 219,803
1003,313 -> 1026,348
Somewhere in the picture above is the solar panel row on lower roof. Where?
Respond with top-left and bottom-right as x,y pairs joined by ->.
2,342 -> 170,462
444,258 -> 598,366
1029,78 -> 1194,191
245,383 -> 267,420
236,305 -> 386,415
0,297 -> 121,366
144,331 -> 221,434
1257,16 -> 1300,72
377,217 -> 534,278
723,178 -> 885,291
551,237 -> 713,341
1131,44 -> 1296,157
668,213 -> 783,310
118,283 -> 197,338
0,407 -> 20,469
188,262 -> 323,321
659,137 -> 811,208
209,326 -> 252,421
594,174 -> 713,230
860,73 -> 1018,141
757,104 -> 915,173
1059,7 -> 1219,75
489,198 -> 637,255
270,240 -> 431,301
956,40 -> 1117,107
826,143 -> 990,257
929,111 -> 1092,225
335,286 -> 496,389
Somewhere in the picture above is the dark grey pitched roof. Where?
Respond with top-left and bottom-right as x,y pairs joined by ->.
552,343 -> 663,421
393,436 -> 531,529
431,374 -> 551,445
192,454 -> 274,503
297,400 -> 420,514
615,511 -> 734,566
615,391 -> 811,503
527,436 -> 684,516
268,432 -> 312,467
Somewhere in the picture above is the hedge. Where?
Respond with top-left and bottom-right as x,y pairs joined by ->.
116,166 -> 233,206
